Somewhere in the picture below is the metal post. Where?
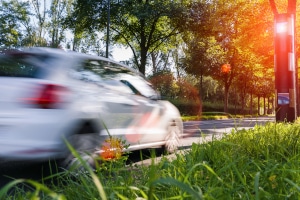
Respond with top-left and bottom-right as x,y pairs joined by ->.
274,13 -> 297,122
106,0 -> 110,58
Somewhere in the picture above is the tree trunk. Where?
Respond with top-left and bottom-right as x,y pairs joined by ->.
150,53 -> 157,74
173,48 -> 181,79
269,0 -> 278,15
258,96 -> 260,115
199,74 -> 203,102
268,97 -> 271,114
140,52 -> 147,75
224,84 -> 229,113
250,92 -> 253,115
263,96 -> 266,115
138,18 -> 147,75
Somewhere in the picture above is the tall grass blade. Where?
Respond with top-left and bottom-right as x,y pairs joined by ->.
285,178 -> 300,192
201,162 -> 223,183
64,138 -> 107,200
254,172 -> 260,200
129,186 -> 148,199
231,160 -> 252,197
26,179 -> 66,200
152,177 -> 203,199
0,179 -> 25,198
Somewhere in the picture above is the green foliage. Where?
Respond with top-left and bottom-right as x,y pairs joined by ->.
0,0 -> 73,48
70,0 -> 188,74
180,1 -> 277,113
170,98 -> 202,116
181,112 -> 232,121
0,0 -> 30,47
149,71 -> 202,116
148,71 -> 176,98
159,121 -> 300,199
202,101 -> 260,115
0,179 -> 66,200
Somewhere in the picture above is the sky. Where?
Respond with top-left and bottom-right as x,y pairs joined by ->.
112,46 -> 133,62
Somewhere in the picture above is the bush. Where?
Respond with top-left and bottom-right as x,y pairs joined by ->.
149,72 -> 202,116
169,99 -> 202,116
202,101 -> 259,115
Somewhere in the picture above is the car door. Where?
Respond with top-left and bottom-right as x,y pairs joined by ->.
75,60 -> 144,141
115,73 -> 167,144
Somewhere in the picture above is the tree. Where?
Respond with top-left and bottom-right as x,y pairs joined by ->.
175,1 -> 219,102
111,0 -> 187,75
0,0 -> 31,48
69,0 -> 186,75
149,51 -> 172,75
149,71 -> 201,115
180,0 -> 276,114
63,0 -> 98,51
29,0 -> 48,46
0,0 -> 74,48
48,0 -> 73,48
148,71 -> 175,99
206,0 -> 275,113
181,0 -> 242,112
182,35 -> 226,101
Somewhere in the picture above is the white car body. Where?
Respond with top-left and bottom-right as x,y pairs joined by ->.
0,47 -> 183,165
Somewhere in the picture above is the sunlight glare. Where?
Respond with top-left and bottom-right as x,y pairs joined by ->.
276,22 -> 287,33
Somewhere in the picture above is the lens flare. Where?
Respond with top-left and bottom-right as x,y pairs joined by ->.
221,64 -> 231,73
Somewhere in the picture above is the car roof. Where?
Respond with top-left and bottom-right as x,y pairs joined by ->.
13,47 -> 140,73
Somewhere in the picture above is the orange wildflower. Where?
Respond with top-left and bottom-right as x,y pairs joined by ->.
100,137 -> 123,160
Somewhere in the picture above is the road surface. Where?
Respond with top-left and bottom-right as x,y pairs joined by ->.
180,116 -> 275,147
130,116 -> 275,166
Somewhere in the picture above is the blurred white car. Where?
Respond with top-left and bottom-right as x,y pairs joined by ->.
0,47 -> 183,168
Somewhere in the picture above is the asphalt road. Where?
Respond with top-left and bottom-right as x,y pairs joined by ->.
180,116 -> 275,147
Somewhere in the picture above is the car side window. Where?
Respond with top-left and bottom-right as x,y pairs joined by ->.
73,59 -> 135,95
90,61 -> 157,98
71,60 -> 101,83
0,54 -> 48,78
118,74 -> 160,99
73,59 -> 160,99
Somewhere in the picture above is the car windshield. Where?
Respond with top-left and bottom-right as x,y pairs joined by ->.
0,53 -> 51,78
83,60 -> 136,80
118,74 -> 158,98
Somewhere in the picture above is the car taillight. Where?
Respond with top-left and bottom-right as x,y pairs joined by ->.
25,84 -> 68,109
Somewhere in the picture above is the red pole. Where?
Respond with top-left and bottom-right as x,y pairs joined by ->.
274,13 -> 297,122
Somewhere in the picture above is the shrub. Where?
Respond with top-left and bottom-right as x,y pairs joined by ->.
169,98 -> 202,116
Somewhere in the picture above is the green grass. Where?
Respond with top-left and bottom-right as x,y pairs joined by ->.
181,112 -> 233,121
181,112 -> 269,121
2,120 -> 300,199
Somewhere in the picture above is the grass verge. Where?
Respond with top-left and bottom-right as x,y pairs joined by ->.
181,112 -> 233,121
181,112 -> 270,121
